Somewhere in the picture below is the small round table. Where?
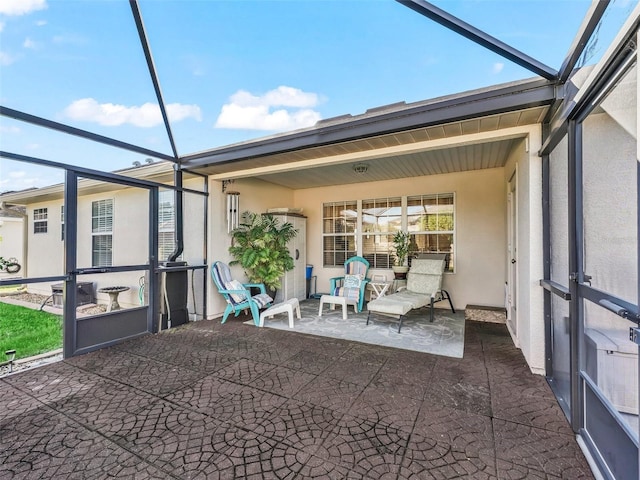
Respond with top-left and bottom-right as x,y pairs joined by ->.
98,286 -> 130,312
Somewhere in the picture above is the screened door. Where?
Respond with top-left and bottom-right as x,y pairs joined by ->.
576,59 -> 639,480
63,171 -> 157,357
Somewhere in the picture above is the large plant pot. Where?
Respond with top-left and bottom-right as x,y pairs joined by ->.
392,265 -> 409,280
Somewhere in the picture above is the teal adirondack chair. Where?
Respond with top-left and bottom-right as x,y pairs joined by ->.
211,261 -> 273,326
329,256 -> 370,312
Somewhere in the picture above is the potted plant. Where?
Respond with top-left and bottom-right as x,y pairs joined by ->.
228,211 -> 297,298
391,231 -> 411,279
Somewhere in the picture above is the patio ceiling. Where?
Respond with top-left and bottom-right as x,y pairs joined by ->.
252,137 -> 524,190
200,105 -> 547,189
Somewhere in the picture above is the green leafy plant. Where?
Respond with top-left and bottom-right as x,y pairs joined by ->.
228,211 -> 297,292
392,231 -> 411,266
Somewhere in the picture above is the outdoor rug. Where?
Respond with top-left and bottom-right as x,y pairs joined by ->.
249,298 -> 465,358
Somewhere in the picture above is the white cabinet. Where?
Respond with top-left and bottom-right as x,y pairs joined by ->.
270,213 -> 306,303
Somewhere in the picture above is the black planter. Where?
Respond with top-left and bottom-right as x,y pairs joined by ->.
392,266 -> 409,280
249,286 -> 261,297
250,286 -> 277,302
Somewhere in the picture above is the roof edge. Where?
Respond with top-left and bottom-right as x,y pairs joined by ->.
181,77 -> 556,169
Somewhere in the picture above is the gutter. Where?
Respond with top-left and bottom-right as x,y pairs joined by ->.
167,166 -> 184,262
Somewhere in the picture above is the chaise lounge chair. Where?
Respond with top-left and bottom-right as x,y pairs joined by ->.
366,255 -> 453,332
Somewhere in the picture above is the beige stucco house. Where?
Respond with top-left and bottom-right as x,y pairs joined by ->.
2,100 -> 547,372
1,4 -> 639,478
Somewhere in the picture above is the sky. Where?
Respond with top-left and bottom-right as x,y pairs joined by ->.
0,0 -> 637,192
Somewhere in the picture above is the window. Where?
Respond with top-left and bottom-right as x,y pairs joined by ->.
323,193 -> 456,271
322,201 -> 357,266
408,193 -> 455,272
362,197 -> 401,268
92,199 -> 113,267
158,190 -> 177,261
33,208 -> 48,234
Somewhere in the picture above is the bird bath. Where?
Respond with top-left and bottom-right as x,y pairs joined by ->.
98,286 -> 130,312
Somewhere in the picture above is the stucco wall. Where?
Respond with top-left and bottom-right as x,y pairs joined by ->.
207,177 -> 295,317
0,217 -> 24,280
27,201 -> 65,280
25,188 -> 151,307
22,179 -> 203,310
292,167 -> 508,311
77,188 -> 150,307
503,130 -> 544,373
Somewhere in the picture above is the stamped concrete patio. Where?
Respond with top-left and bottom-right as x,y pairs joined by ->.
0,306 -> 593,479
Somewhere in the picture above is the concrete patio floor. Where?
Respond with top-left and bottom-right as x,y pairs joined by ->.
0,307 -> 593,479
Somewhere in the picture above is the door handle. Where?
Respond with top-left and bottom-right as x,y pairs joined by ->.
295,249 -> 300,260
511,259 -> 516,264
74,268 -> 109,274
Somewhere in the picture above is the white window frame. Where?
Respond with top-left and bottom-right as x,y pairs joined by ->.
407,192 -> 456,272
91,199 -> 113,267
322,193 -> 456,272
33,207 -> 48,234
322,200 -> 358,267
158,190 -> 179,261
60,205 -> 64,241
361,196 -> 402,269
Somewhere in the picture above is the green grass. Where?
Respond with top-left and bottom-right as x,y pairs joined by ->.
0,302 -> 62,361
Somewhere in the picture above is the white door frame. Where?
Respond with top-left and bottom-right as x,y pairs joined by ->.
507,168 -> 519,342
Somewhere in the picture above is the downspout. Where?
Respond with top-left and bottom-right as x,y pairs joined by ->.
167,165 -> 183,262
0,202 -> 28,276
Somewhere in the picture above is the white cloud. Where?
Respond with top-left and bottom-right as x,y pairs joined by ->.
63,98 -> 202,127
0,169 -> 60,190
184,54 -> 206,77
23,37 -> 37,49
166,103 -> 203,123
52,33 -> 87,46
0,51 -> 15,66
0,0 -> 47,16
0,125 -> 21,134
36,20 -> 47,26
215,86 -> 322,131
0,22 -> 5,32
492,62 -> 505,74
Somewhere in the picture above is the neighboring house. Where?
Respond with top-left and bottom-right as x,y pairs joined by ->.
0,161 -> 205,309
